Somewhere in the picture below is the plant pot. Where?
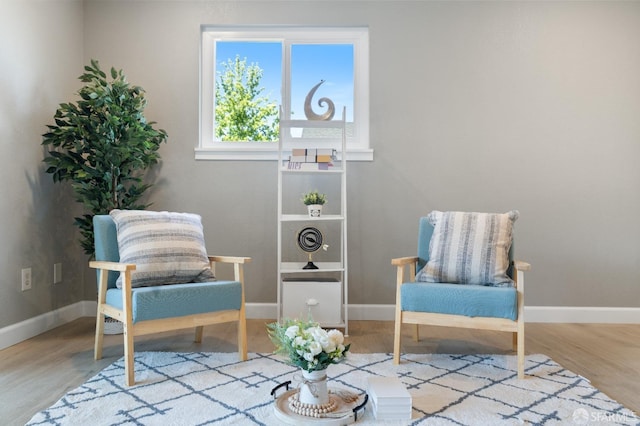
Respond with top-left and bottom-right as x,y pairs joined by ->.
299,369 -> 329,406
307,204 -> 323,218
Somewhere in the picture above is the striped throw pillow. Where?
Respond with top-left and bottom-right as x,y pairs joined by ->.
110,210 -> 215,288
416,210 -> 519,286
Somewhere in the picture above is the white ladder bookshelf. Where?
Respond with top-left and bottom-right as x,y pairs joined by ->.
276,107 -> 348,334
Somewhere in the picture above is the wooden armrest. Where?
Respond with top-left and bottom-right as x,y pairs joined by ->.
393,256 -> 418,286
514,260 -> 531,271
89,260 -> 136,272
391,256 -> 419,266
208,255 -> 252,264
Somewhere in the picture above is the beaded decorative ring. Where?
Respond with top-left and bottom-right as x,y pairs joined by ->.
287,394 -> 338,418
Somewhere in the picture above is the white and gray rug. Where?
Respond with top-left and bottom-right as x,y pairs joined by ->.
27,352 -> 637,425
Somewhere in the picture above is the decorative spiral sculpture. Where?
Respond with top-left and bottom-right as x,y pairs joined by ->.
297,227 -> 323,253
297,227 -> 324,270
304,80 -> 335,121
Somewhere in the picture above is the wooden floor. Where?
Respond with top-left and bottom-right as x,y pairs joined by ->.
1,318 -> 638,425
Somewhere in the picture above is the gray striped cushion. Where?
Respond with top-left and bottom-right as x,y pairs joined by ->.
416,210 -> 518,286
110,210 -> 215,288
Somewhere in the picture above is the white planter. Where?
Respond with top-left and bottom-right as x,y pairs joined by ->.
307,204 -> 323,217
299,369 -> 329,406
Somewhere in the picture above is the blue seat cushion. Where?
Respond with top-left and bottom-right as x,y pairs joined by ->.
401,282 -> 517,321
106,281 -> 242,323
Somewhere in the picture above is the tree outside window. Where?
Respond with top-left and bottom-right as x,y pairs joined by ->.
215,55 -> 279,142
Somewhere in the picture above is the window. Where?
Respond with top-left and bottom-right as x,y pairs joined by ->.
198,26 -> 371,161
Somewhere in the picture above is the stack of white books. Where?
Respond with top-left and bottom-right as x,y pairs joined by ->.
366,376 -> 412,420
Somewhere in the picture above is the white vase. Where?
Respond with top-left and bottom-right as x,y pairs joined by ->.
299,369 -> 329,406
307,204 -> 323,217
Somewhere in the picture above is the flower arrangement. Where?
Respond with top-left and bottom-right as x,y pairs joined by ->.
302,190 -> 327,206
267,318 -> 350,372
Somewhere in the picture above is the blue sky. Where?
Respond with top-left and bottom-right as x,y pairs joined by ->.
216,41 -> 354,121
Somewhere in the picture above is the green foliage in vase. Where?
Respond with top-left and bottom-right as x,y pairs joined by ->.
42,59 -> 168,256
267,318 -> 350,372
302,190 -> 327,206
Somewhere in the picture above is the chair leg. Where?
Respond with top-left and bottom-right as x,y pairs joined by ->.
123,322 -> 135,386
393,313 -> 402,365
194,326 -> 204,343
94,269 -> 108,361
512,332 -> 517,351
413,324 -> 420,341
238,312 -> 248,361
94,310 -> 105,360
517,327 -> 525,379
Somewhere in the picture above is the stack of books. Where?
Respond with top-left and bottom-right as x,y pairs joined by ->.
286,148 -> 337,170
366,376 -> 412,420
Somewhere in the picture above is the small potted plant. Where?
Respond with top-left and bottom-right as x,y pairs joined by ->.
302,190 -> 327,217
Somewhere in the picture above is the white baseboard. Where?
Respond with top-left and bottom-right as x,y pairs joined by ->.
245,303 -> 275,319
2,303 -> 638,350
0,301 -> 96,351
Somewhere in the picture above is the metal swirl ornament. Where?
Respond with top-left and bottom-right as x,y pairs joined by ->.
304,80 -> 335,121
297,227 -> 323,270
297,227 -> 323,253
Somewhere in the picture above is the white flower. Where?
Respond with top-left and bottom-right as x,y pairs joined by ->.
327,329 -> 344,348
308,326 -> 332,351
308,341 -> 322,356
306,326 -> 324,339
293,336 -> 306,348
323,341 -> 337,353
285,325 -> 300,339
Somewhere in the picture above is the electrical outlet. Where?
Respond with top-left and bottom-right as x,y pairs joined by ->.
54,263 -> 62,284
21,268 -> 32,291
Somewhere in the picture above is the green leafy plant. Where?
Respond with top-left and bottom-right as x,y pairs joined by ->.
215,55 -> 278,141
267,318 -> 350,372
42,59 -> 168,256
302,190 -> 327,206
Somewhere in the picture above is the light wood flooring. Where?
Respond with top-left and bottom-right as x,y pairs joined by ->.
1,318 -> 638,425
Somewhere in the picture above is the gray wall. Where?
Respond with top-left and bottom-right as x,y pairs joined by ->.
0,0 -> 85,328
2,0 -> 639,329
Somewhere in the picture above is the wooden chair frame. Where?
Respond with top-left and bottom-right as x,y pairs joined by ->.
392,256 -> 530,379
90,255 -> 251,386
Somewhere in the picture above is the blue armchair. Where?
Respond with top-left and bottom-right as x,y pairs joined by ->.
90,213 -> 251,386
393,212 -> 530,378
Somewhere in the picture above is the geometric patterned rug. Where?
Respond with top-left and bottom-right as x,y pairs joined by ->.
27,352 -> 638,425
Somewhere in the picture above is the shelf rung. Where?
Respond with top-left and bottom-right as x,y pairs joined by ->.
279,119 -> 345,129
281,214 -> 344,222
281,168 -> 344,174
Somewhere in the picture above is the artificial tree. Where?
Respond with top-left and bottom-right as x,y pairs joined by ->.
42,59 -> 168,256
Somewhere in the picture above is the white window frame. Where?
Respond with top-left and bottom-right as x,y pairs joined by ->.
197,25 -> 372,161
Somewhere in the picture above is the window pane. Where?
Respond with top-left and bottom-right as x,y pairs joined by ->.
215,41 -> 281,142
290,44 -> 354,130
199,27 -> 370,160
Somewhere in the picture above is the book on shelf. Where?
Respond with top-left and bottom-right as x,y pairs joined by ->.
290,148 -> 337,163
285,161 -> 333,170
292,148 -> 337,157
288,155 -> 335,163
284,147 -> 338,170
